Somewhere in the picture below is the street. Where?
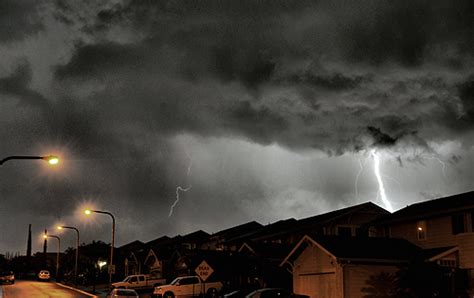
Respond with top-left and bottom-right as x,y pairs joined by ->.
1,280 -> 91,298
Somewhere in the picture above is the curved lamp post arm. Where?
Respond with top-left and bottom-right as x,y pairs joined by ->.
0,155 -> 59,166
45,234 -> 61,280
88,210 -> 115,288
59,226 -> 80,286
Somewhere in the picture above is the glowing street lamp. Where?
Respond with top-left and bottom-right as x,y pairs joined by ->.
57,225 -> 80,286
43,233 -> 61,280
85,209 -> 115,288
0,155 -> 60,166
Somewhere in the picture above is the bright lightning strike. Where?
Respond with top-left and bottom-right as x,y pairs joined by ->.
168,153 -> 193,217
371,150 -> 394,212
168,186 -> 192,217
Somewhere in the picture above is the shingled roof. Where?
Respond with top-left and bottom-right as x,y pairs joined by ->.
376,191 -> 474,224
227,218 -> 298,243
281,235 -> 422,266
211,221 -> 263,240
294,201 -> 389,230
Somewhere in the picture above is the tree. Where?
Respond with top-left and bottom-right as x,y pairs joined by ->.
362,271 -> 397,298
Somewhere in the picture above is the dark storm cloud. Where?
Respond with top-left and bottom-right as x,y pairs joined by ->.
54,42 -> 147,80
0,61 -> 50,110
0,0 -> 43,42
1,0 -> 474,253
458,77 -> 474,122
49,0 -> 474,155
283,72 -> 368,90
367,126 -> 398,147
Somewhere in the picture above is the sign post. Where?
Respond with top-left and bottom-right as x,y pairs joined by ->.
195,260 -> 214,295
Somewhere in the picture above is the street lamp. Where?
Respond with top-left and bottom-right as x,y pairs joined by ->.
58,225 -> 80,286
85,209 -> 115,288
43,233 -> 61,280
0,155 -> 60,166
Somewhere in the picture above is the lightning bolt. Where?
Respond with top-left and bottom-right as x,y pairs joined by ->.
168,154 -> 193,217
371,150 -> 394,212
168,186 -> 192,217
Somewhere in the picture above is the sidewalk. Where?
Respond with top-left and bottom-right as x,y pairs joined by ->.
58,282 -> 153,298
58,282 -> 110,297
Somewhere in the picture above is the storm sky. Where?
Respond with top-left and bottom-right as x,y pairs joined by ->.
0,0 -> 473,254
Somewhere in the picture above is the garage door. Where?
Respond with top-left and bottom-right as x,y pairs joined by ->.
297,272 -> 336,298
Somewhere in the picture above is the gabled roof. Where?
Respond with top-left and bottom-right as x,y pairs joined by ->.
423,246 -> 458,261
238,241 -> 294,260
181,230 -> 210,243
376,191 -> 474,224
297,201 -> 389,227
145,235 -> 171,248
211,221 -> 263,240
118,240 -> 145,251
227,218 -> 298,243
229,202 -> 389,244
281,235 -> 422,266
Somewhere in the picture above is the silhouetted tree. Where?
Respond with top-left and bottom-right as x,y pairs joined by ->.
362,271 -> 397,298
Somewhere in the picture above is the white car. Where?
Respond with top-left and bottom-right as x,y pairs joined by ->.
107,288 -> 139,298
38,270 -> 51,281
0,271 -> 15,284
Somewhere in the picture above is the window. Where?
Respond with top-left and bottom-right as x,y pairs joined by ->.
138,276 -> 145,282
337,226 -> 352,237
180,277 -> 199,285
129,276 -> 138,283
452,214 -> 465,235
417,221 -> 427,240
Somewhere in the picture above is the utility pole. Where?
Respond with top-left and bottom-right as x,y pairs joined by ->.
26,224 -> 32,258
43,229 -> 48,267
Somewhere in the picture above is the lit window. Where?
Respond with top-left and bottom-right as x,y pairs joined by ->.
417,221 -> 426,240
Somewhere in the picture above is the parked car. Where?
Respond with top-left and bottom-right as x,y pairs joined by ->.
153,276 -> 223,298
38,270 -> 51,281
0,271 -> 15,284
107,288 -> 139,298
245,289 -> 300,298
112,274 -> 166,290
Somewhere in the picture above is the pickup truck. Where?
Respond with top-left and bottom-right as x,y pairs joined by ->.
153,276 -> 223,298
112,274 -> 166,290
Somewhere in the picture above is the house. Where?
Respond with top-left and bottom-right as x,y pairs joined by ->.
227,218 -> 298,246
141,231 -> 210,278
280,235 -> 422,298
204,221 -> 263,251
238,241 -> 294,288
118,240 -> 145,277
372,191 -> 474,292
142,236 -> 176,278
228,202 -> 389,246
292,202 -> 389,239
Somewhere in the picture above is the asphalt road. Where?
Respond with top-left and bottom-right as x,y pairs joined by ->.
1,280 -> 92,298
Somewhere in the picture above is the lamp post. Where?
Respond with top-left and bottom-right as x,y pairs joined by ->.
58,225 -> 80,286
43,233 -> 61,280
85,209 -> 115,288
0,155 -> 59,166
